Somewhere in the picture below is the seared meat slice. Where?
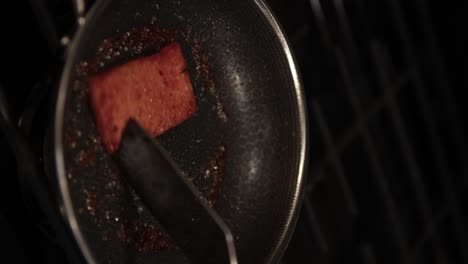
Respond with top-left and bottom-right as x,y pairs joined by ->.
88,42 -> 196,153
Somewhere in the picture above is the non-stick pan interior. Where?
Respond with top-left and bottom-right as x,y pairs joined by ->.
56,0 -> 307,263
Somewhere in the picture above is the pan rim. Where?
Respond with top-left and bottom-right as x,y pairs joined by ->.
55,1 -> 113,263
251,0 -> 308,263
54,0 -> 308,263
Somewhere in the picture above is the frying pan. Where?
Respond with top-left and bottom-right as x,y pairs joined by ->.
52,0 -> 308,263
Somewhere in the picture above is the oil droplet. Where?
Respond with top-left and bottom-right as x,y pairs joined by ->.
204,169 -> 211,179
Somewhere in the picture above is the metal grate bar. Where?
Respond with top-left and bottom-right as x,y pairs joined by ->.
333,0 -> 361,68
307,71 -> 409,191
370,41 -> 446,261
289,24 -> 311,46
29,0 -> 61,53
312,101 -> 359,216
411,201 -> 451,256
307,0 -> 402,193
410,72 -> 468,261
334,69 -> 408,157
335,48 -> 410,263
308,0 -> 335,54
306,7 -> 411,259
303,194 -> 329,253
361,244 -> 378,264
384,0 -> 468,261
414,0 -> 468,176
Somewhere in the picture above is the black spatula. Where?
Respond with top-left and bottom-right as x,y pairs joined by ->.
116,119 -> 237,264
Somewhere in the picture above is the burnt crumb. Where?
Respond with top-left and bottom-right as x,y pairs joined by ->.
65,129 -> 78,149
118,221 -> 176,252
75,148 -> 96,167
66,167 -> 75,180
205,145 -> 227,207
85,191 -> 99,218
102,230 -> 113,241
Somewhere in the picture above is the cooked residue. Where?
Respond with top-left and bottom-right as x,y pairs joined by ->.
205,145 -> 227,207
191,38 -> 228,123
85,190 -> 99,218
65,129 -> 79,149
66,17 -> 229,254
78,21 -> 179,77
118,221 -> 175,252
75,148 -> 96,167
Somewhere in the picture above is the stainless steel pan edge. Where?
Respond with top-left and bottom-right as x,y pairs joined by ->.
55,1 -> 112,263
54,0 -> 309,263
250,1 -> 308,263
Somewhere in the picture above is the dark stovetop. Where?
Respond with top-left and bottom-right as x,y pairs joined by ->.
1,0 -> 468,263
0,1 -> 64,262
